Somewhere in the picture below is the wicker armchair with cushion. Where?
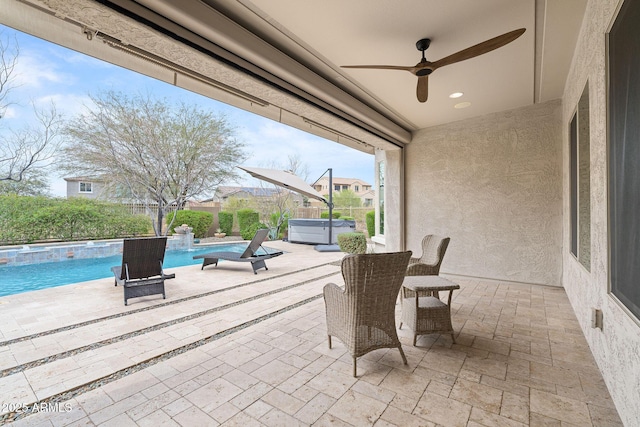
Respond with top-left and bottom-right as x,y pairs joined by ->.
406,234 -> 450,277
405,234 -> 450,299
323,251 -> 412,377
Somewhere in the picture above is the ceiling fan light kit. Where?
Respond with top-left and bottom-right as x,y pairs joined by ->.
342,28 -> 526,103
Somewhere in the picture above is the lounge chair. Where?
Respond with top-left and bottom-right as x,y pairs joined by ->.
193,228 -> 283,274
111,236 -> 172,306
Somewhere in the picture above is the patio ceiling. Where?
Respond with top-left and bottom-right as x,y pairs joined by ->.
114,0 -> 587,131
1,0 -> 586,150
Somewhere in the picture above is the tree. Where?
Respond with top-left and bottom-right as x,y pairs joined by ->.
0,31 -> 19,119
59,91 -> 247,235
0,32 -> 62,189
332,189 -> 362,209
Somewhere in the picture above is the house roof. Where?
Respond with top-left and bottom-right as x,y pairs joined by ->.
315,177 -> 371,186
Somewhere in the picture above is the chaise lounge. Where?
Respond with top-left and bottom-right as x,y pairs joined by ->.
111,236 -> 173,306
193,228 -> 283,274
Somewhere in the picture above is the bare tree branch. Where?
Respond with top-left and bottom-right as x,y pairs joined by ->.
0,102 -> 64,183
59,91 -> 248,235
0,31 -> 20,119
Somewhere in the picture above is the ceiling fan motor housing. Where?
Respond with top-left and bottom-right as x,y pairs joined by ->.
416,38 -> 431,52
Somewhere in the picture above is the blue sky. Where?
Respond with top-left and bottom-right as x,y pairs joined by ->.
0,24 -> 374,197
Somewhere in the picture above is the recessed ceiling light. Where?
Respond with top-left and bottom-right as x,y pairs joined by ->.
449,92 -> 464,99
454,102 -> 471,109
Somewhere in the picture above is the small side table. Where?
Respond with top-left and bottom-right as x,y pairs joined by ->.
400,276 -> 460,346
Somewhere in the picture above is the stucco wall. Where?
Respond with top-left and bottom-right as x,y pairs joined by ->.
406,100 -> 563,286
562,1 -> 640,425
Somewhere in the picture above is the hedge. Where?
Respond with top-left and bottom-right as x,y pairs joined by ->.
320,211 -> 342,219
218,211 -> 234,234
0,195 -> 150,244
366,210 -> 375,237
237,209 -> 259,236
337,232 -> 367,254
242,222 -> 268,240
166,210 -> 214,238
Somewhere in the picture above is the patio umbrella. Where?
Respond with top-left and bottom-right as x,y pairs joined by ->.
238,166 -> 338,250
237,166 -> 327,204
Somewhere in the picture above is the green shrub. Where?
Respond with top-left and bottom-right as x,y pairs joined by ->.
270,212 -> 290,238
166,210 -> 213,238
0,195 -> 150,244
320,211 -> 342,219
340,216 -> 354,221
237,209 -> 259,235
337,232 -> 367,254
218,211 -> 233,234
366,210 -> 375,237
242,222 -> 268,240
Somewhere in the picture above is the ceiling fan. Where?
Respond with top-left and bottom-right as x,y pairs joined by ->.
341,28 -> 526,103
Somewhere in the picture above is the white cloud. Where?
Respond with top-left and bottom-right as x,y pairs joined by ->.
12,51 -> 72,89
33,93 -> 95,118
235,116 -> 374,187
0,106 -> 18,119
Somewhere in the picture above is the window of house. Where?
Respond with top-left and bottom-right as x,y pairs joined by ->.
79,182 -> 93,193
334,184 -> 340,191
608,0 -> 640,320
570,83 -> 591,270
354,185 -> 359,192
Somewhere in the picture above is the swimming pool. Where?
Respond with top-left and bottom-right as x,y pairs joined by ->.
0,244 -> 265,297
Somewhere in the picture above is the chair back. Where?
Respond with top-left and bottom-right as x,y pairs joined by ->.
418,235 -> 450,269
341,251 -> 412,309
240,228 -> 270,258
118,237 -> 167,280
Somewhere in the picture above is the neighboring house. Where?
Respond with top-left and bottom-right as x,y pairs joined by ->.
63,177 -> 105,199
312,177 -> 372,205
360,189 -> 375,207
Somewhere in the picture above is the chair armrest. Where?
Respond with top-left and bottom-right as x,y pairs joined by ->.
409,257 -> 421,265
323,283 -> 347,320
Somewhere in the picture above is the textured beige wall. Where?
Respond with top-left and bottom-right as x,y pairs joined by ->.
562,1 -> 640,425
406,100 -> 563,286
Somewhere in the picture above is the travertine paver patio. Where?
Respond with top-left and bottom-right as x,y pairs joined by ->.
0,241 -> 624,426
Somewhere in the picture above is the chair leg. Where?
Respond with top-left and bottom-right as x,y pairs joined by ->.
328,335 -> 332,349
451,333 -> 456,343
353,357 -> 357,377
413,333 -> 417,346
398,345 -> 408,365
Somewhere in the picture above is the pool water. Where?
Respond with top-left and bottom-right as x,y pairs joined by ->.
0,244 -> 267,297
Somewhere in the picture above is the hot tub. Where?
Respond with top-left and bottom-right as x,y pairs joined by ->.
288,218 -> 356,244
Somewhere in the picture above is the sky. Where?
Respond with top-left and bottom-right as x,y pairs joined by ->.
0,24 -> 374,197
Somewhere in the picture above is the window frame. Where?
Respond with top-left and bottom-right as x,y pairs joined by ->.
79,182 -> 93,193
607,0 -> 640,321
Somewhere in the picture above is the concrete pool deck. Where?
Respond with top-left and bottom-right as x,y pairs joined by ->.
0,240 -> 623,426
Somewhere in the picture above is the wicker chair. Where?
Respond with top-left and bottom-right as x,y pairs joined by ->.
405,234 -> 450,298
323,251 -> 412,377
406,234 -> 450,277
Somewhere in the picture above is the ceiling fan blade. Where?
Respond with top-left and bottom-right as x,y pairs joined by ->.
341,65 -> 414,72
430,28 -> 525,71
417,75 -> 429,103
